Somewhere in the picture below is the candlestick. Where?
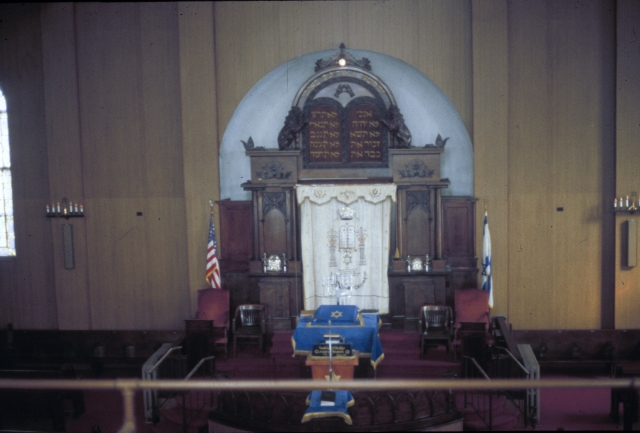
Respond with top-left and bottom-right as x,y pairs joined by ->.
46,199 -> 85,218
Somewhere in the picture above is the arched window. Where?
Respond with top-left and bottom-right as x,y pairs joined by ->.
0,89 -> 15,256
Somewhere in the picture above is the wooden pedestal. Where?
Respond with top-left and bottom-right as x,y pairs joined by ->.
184,319 -> 214,371
306,351 -> 360,381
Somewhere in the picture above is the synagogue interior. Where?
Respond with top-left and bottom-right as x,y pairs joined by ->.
0,1 -> 639,432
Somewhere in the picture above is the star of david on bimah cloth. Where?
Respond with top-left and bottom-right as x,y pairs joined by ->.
325,372 -> 341,381
331,310 -> 343,319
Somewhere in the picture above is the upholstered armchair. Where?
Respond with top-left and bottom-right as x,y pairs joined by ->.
195,288 -> 230,359
453,289 -> 491,362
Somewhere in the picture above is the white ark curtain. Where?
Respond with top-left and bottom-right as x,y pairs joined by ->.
297,184 -> 396,314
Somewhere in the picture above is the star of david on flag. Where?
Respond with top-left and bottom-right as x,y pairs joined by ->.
482,211 -> 493,308
206,213 -> 221,289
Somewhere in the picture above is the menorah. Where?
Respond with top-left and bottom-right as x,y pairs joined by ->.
322,270 -> 367,305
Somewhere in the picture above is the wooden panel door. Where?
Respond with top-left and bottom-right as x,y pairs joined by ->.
442,197 -> 476,268
218,200 -> 252,273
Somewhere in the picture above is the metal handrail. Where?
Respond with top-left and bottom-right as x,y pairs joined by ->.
1,377 -> 639,433
494,345 -> 529,375
463,355 -> 491,380
147,345 -> 182,374
184,355 -> 216,381
462,355 -> 492,429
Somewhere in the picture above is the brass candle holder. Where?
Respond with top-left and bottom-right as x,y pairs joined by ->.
613,192 -> 639,215
46,197 -> 85,219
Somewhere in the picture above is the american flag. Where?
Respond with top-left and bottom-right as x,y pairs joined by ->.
206,213 -> 221,289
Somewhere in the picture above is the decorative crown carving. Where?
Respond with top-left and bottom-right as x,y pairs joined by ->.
315,43 -> 372,72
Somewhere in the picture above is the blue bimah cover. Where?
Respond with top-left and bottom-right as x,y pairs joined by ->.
301,390 -> 355,425
312,305 -> 362,326
292,306 -> 384,369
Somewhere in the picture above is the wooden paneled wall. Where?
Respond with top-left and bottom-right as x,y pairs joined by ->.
0,1 -> 636,331
0,4 -> 57,329
615,0 -> 640,329
1,2 -> 218,330
474,0 -> 616,329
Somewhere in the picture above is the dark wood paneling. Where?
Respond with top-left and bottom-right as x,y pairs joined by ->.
263,209 -> 287,257
222,273 -> 256,320
442,197 -> 476,268
259,278 -> 291,332
451,268 -> 478,291
402,276 -> 447,332
406,206 -> 430,257
218,200 -> 252,273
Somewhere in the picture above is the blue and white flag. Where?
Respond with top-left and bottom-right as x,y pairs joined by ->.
482,211 -> 493,308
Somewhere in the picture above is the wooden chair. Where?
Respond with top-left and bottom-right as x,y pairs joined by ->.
418,305 -> 453,358
232,304 -> 267,358
195,288 -> 230,359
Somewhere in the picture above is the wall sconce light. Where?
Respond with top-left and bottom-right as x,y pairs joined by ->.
338,57 -> 347,67
614,191 -> 639,215
46,197 -> 84,219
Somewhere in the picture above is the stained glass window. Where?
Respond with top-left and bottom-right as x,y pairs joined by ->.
0,89 -> 15,256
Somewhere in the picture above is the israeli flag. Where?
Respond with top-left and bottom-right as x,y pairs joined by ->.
482,211 -> 494,308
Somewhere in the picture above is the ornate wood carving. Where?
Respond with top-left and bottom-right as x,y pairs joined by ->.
381,104 -> 411,148
256,161 -> 292,180
262,192 -> 287,217
398,159 -> 436,179
406,190 -> 430,216
277,107 -> 307,150
314,43 -> 372,72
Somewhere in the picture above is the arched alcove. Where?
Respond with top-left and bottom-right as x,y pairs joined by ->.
219,49 -> 473,200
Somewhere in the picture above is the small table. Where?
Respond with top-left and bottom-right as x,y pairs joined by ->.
293,312 -> 384,370
306,351 -> 360,381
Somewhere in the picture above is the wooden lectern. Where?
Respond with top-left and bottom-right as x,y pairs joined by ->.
185,319 -> 214,371
306,351 -> 359,381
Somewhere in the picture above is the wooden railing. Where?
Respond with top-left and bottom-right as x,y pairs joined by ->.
0,377 -> 638,432
212,387 -> 459,431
